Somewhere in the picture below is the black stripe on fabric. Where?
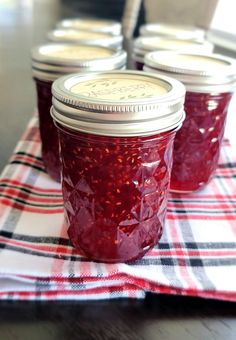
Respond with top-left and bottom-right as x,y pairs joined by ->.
167,208 -> 236,214
1,242 -> 236,267
0,183 -> 62,198
0,193 -> 63,208
0,242 -> 85,262
218,162 -> 236,169
215,175 -> 236,179
158,242 -> 236,250
9,160 -> 45,172
170,199 -> 236,203
0,230 -> 69,246
134,257 -> 236,267
15,151 -> 42,162
1,230 -> 236,250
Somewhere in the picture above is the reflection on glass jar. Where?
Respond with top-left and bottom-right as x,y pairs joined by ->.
51,70 -> 185,262
31,43 -> 127,181
144,51 -> 236,192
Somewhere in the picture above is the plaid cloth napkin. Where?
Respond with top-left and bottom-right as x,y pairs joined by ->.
0,116 -> 236,301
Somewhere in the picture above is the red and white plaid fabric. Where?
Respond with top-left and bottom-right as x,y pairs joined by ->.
0,116 -> 236,301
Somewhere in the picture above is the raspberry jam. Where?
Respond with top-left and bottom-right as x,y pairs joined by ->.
134,60 -> 144,70
144,51 -> 236,192
32,44 -> 127,181
171,91 -> 233,192
58,126 -> 176,262
51,71 -> 185,262
35,79 -> 60,181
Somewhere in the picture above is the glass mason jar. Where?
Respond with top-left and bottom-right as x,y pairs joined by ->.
47,29 -> 123,50
31,43 -> 127,181
133,37 -> 213,70
139,23 -> 205,41
51,70 -> 185,263
56,18 -> 121,36
144,51 -> 236,193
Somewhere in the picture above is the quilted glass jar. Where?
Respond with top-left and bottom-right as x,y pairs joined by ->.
47,29 -> 123,50
56,18 -> 121,36
32,43 -> 127,181
51,70 -> 185,262
132,37 -> 213,70
144,51 -> 236,192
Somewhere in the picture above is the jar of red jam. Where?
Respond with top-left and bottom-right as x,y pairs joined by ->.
139,23 -> 205,41
56,18 -> 121,36
32,44 -> 127,181
133,37 -> 213,70
144,51 -> 236,192
47,29 -> 123,50
51,70 -> 185,262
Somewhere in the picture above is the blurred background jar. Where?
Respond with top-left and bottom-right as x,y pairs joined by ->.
139,23 -> 205,41
144,51 -> 236,192
51,70 -> 185,262
47,29 -> 123,50
32,43 -> 127,181
56,18 -> 122,36
132,36 -> 214,70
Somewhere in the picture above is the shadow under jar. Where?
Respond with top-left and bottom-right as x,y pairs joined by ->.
51,70 -> 185,263
144,51 -> 236,193
32,43 -> 127,181
132,36 -> 213,71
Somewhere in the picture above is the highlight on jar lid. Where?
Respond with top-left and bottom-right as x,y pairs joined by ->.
56,18 -> 121,36
47,29 -> 123,49
144,51 -> 236,92
139,23 -> 205,41
51,70 -> 186,137
133,37 -> 213,62
31,43 -> 127,81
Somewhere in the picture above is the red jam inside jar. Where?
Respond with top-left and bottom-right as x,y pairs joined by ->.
32,44 -> 127,182
35,79 -> 61,182
134,60 -> 144,70
52,71 -> 185,262
171,91 -> 233,192
144,51 -> 236,193
58,126 -> 176,263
